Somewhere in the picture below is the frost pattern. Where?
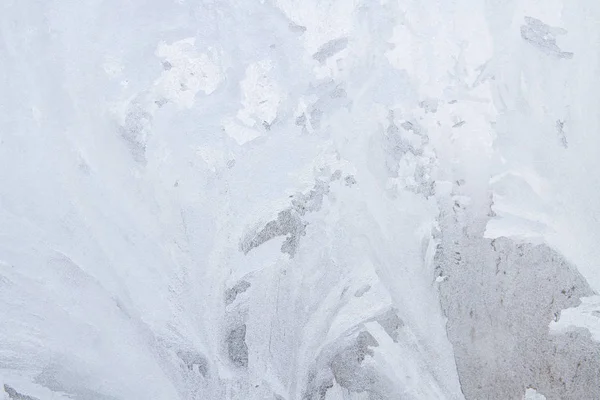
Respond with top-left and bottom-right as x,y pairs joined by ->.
1,0 -> 599,399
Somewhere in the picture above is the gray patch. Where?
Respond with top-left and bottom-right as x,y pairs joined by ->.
315,381 -> 333,400
556,120 -> 568,148
376,308 -> 404,343
225,280 -> 251,305
412,164 -> 434,197
384,111 -> 434,196
330,332 -> 379,393
452,120 -> 466,128
386,120 -> 414,160
400,119 -> 424,138
400,120 -> 419,134
227,324 -> 249,368
357,331 -> 379,349
281,229 -> 304,256
154,98 -> 168,108
292,180 -> 329,216
296,114 -> 307,127
419,98 -> 439,113
437,197 -> 600,400
303,326 -> 390,400
3,385 -> 40,400
368,393 -> 385,400
344,175 -> 357,187
289,23 -> 307,33
302,369 -> 332,400
121,105 -> 152,163
162,60 -> 172,70
312,37 -> 349,64
386,122 -> 413,163
302,375 -> 334,400
240,178 -> 339,257
177,350 -> 209,376
521,16 -> 573,59
354,284 -> 371,297
240,209 -> 307,257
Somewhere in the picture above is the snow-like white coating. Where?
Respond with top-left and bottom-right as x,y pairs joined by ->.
1,0 -> 599,399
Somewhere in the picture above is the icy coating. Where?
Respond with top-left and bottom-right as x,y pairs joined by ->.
1,0 -> 599,399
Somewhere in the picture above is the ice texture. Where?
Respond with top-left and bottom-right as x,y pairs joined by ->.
1,0 -> 599,399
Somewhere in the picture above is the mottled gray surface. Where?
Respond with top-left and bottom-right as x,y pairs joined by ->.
225,280 -> 251,306
521,16 -> 574,59
302,330 -> 387,400
239,176 -> 336,257
177,350 -> 209,376
227,325 -> 249,368
312,38 -> 349,64
330,332 -> 380,393
374,309 -> 403,344
3,385 -> 39,400
240,209 -> 308,257
436,193 -> 600,400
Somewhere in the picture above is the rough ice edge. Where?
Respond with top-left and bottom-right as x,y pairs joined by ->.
549,295 -> 600,343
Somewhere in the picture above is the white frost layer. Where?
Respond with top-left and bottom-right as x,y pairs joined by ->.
523,388 -> 547,400
6,0 -> 600,399
154,38 -> 224,107
483,1 -> 600,295
549,296 -> 600,343
0,0 -> 468,397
